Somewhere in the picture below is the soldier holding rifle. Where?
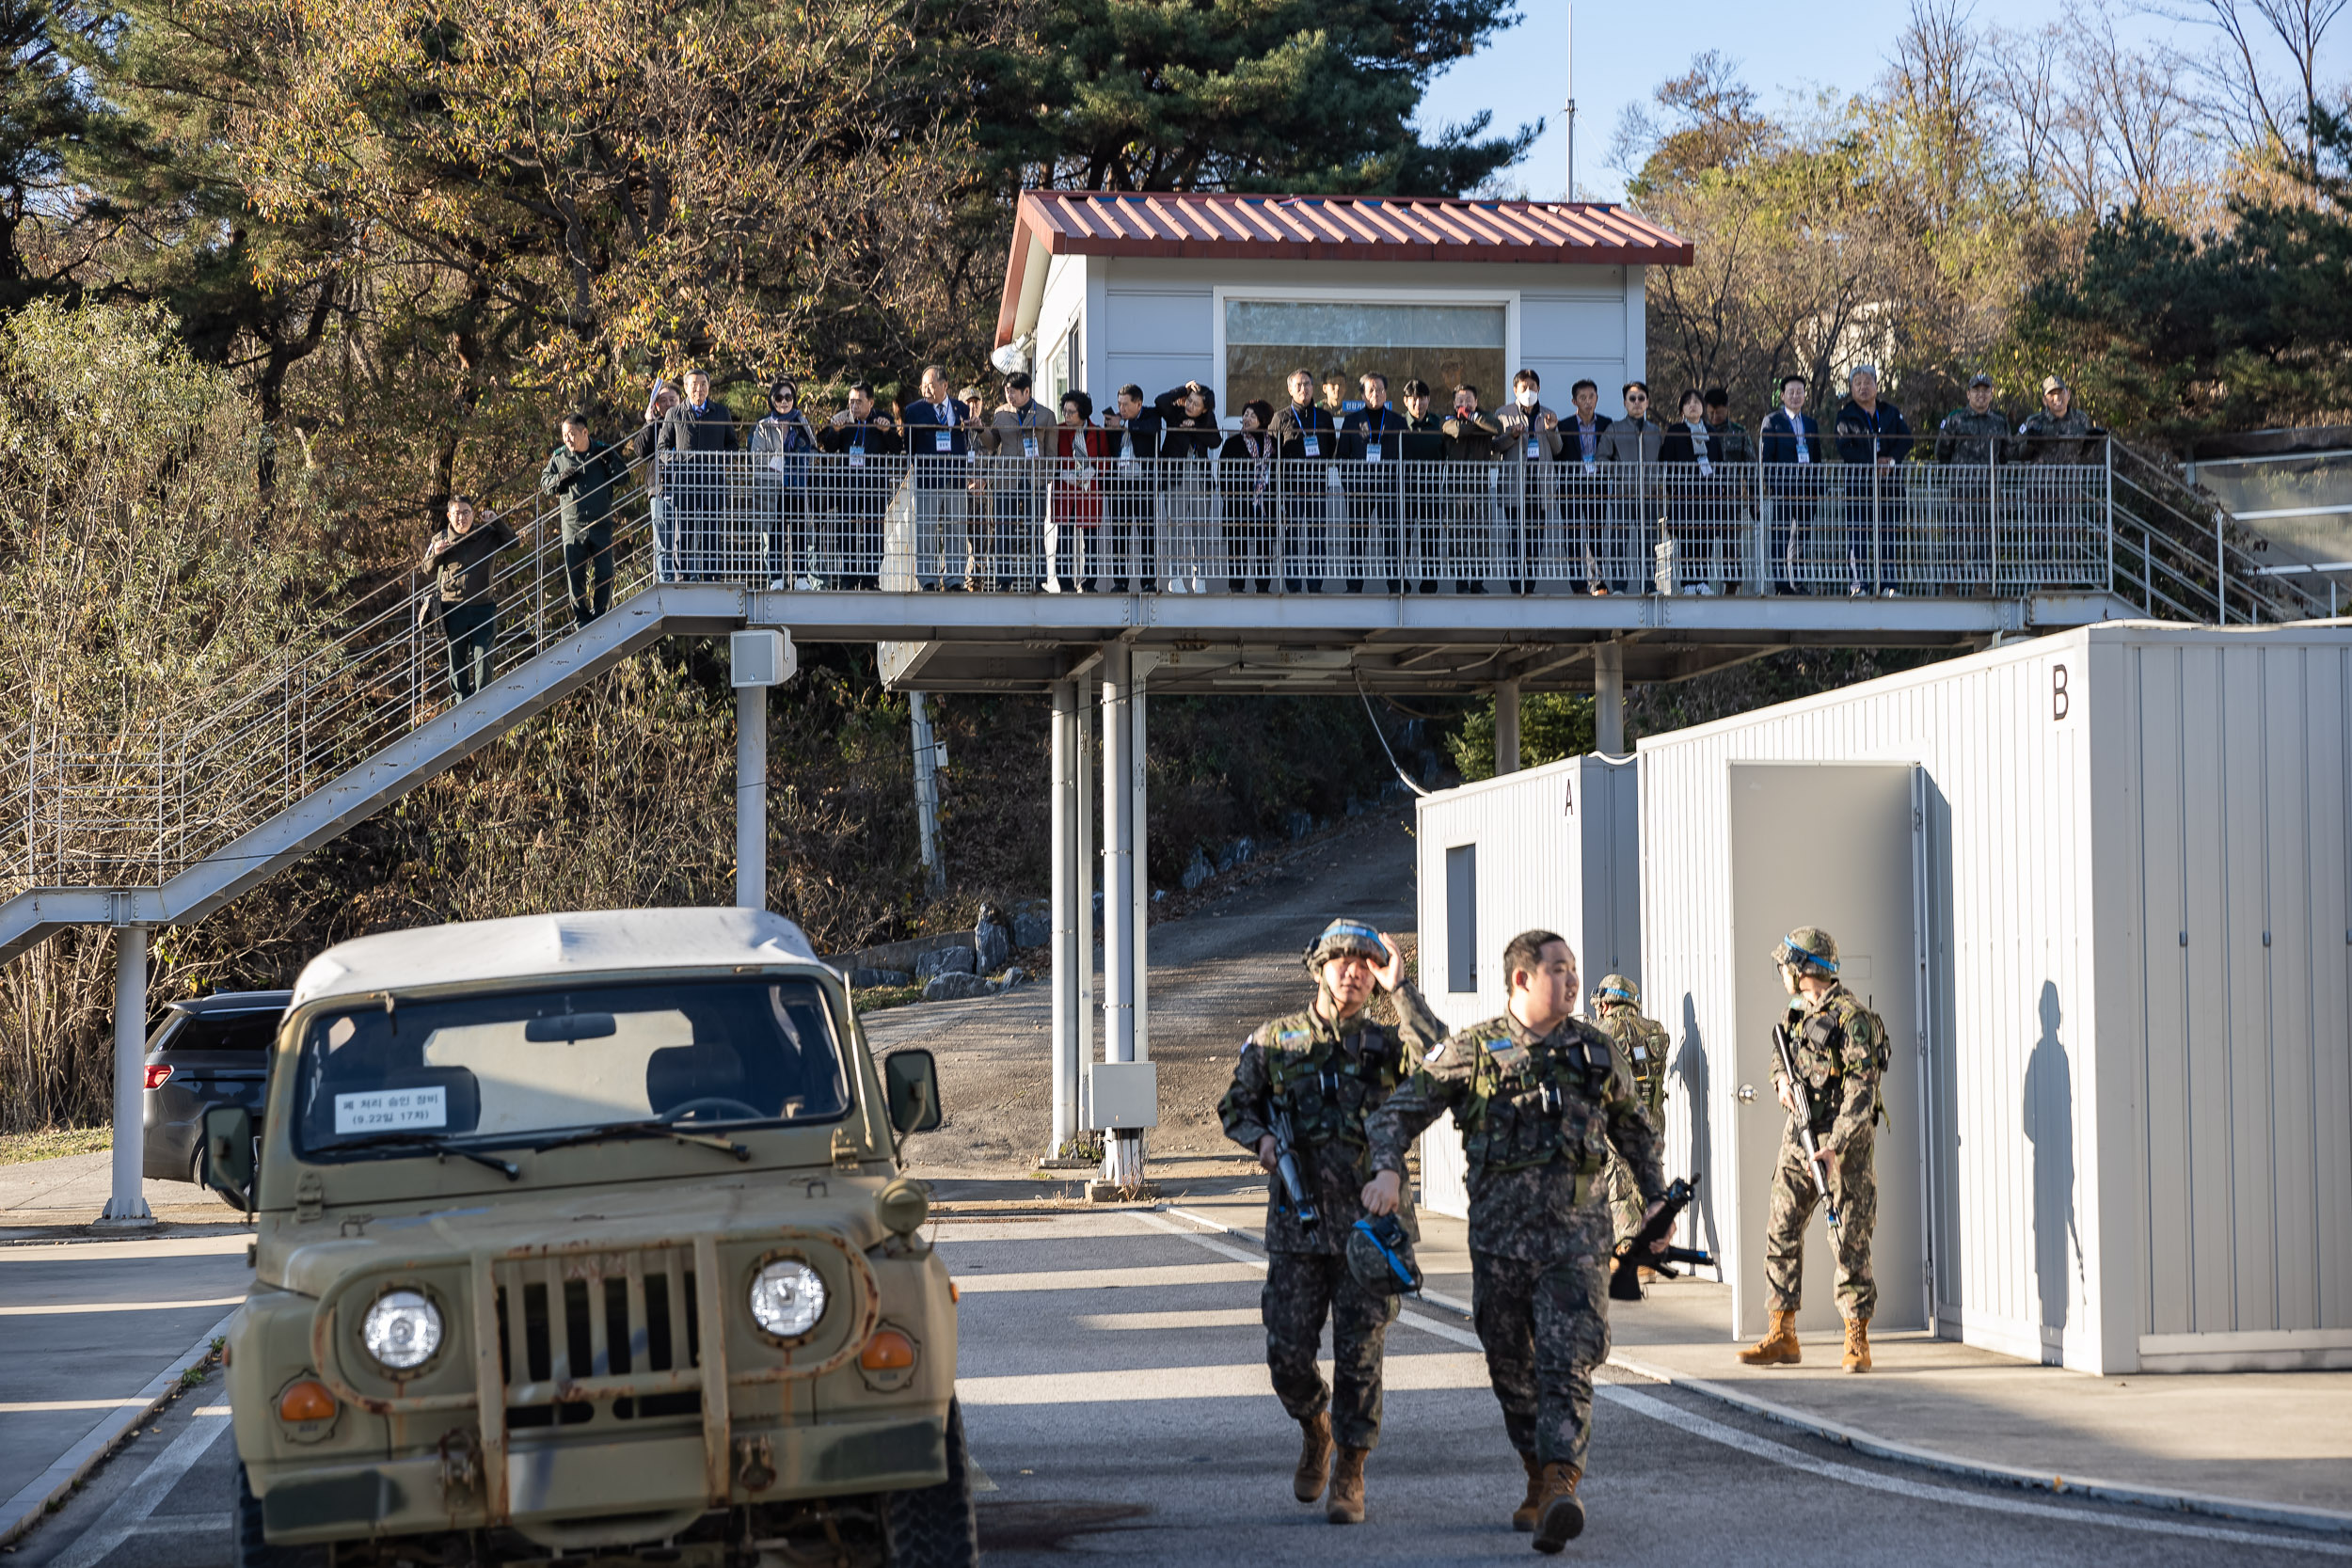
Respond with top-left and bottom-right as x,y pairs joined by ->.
1362,930 -> 1666,1553
1740,927 -> 1890,1373
1217,921 -> 1440,1526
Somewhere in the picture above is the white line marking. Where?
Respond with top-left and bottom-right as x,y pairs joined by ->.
0,1402 -> 149,1416
121,1513 -> 230,1535
0,1298 -> 245,1317
1601,1384 -> 2352,1558
50,1411 -> 233,1568
1139,1207 -> 2348,1555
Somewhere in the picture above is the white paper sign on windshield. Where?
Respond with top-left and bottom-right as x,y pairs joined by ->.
335,1085 -> 448,1135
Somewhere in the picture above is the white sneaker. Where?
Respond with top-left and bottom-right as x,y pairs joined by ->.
1043,578 -> 1061,594
1190,575 -> 1207,594
767,578 -> 789,591
795,575 -> 822,592
1168,578 -> 1188,594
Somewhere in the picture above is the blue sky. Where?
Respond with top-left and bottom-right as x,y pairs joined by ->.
1412,2 -> 2329,202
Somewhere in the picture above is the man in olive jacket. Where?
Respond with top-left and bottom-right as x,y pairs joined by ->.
539,413 -> 622,625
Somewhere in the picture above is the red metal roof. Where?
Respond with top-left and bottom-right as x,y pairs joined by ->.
996,189 -> 1692,345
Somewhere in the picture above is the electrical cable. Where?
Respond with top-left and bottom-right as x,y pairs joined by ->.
1354,671 -> 1431,798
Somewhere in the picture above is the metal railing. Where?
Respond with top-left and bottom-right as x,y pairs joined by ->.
0,435 -> 2313,897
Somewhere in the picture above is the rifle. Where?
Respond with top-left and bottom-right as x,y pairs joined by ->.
1772,1022 -> 1840,1227
1267,1107 -> 1318,1234
1609,1175 -> 1716,1302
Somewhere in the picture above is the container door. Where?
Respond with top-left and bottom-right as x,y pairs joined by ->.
1726,762 -> 1925,1338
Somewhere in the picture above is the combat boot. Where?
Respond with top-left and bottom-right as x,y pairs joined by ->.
1293,1411 -> 1331,1502
1738,1308 -> 1802,1366
1326,1446 -> 1368,1525
1843,1315 -> 1872,1373
1511,1452 -> 1543,1531
1531,1462 -> 1584,1553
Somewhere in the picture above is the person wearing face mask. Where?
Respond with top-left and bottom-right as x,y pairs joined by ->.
816,382 -> 899,589
1661,388 -> 1725,595
1596,385 -> 1663,594
1497,371 -> 1562,594
1555,380 -> 1614,595
1219,399 -> 1280,594
1271,368 -> 1339,593
750,380 -> 818,590
1396,380 -> 1449,594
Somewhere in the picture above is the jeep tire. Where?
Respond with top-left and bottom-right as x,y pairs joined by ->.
882,1398 -> 977,1568
235,1463 -> 329,1568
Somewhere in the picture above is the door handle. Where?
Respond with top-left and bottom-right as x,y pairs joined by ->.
1738,1084 -> 1756,1103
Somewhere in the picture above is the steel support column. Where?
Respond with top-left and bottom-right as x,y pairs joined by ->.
100,925 -> 154,1227
1048,680 -> 1079,1156
1100,646 -> 1144,1187
911,691 -> 943,895
736,685 -> 767,911
1495,677 -> 1521,776
1595,641 -> 1626,757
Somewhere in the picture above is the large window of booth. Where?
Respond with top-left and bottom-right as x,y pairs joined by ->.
1223,300 -> 1508,415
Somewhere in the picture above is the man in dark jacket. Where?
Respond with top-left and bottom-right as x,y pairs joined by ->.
1935,374 -> 2010,593
1833,366 -> 1913,596
1596,386 -> 1662,594
1440,386 -> 1504,594
1270,369 -> 1338,592
539,414 -> 621,626
816,383 -> 899,589
1556,380 -> 1613,595
900,364 -> 977,589
1099,384 -> 1164,592
1340,372 -> 1408,593
421,496 -> 528,701
1758,374 -> 1824,594
658,371 -> 738,581
1397,380 -> 1449,593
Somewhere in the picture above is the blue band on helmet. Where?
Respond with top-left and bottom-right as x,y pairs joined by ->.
1597,983 -> 1634,1000
1782,940 -> 1838,973
1352,1219 -> 1418,1291
1318,921 -> 1384,951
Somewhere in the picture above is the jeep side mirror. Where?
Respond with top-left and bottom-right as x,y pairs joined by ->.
201,1104 -> 255,1210
882,1050 -> 943,1135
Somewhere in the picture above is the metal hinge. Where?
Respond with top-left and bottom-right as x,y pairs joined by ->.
831,1129 -> 863,1169
295,1171 -> 326,1222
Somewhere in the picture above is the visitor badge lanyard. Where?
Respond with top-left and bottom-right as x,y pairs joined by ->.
1023,430 -> 1040,460
850,431 -> 866,468
1581,423 -> 1597,472
1120,430 -> 1136,468
1300,409 -> 1321,459
1793,418 -> 1810,464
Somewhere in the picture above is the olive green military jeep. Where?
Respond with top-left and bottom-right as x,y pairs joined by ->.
199,908 -> 970,1568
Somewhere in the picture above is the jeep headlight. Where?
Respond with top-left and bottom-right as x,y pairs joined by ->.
360,1289 -> 443,1370
749,1259 -> 827,1339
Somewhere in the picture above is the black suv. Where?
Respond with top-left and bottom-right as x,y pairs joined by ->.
142,990 -> 289,1197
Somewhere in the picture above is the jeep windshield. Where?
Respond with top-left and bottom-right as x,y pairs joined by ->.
291,976 -> 850,1161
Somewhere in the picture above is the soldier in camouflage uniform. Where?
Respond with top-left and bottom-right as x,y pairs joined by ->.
1217,919 -> 1442,1526
2017,374 -> 2096,464
1588,974 -> 1670,1249
1935,373 -> 2010,591
1739,927 -> 1889,1375
1362,930 -> 1664,1554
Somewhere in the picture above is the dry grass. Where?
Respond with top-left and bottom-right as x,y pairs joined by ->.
0,1125 -> 111,1164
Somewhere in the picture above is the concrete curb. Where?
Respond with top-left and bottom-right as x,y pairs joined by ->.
0,1308 -> 240,1548
1155,1205 -> 2352,1539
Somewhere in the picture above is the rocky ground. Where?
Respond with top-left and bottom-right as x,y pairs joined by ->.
864,805 -> 1417,1177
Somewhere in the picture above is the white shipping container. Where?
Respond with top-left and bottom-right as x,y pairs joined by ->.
1412,754 -> 1641,1217
1638,622 -> 2352,1374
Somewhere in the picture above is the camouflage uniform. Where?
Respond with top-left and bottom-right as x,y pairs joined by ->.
1935,405 -> 2010,591
1365,1011 -> 1663,1470
1218,980 -> 1442,1449
1589,992 -> 1670,1245
2017,404 -> 2096,464
1763,981 -> 1887,1321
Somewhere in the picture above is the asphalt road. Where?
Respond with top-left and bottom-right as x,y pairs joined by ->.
11,1212 -> 2349,1568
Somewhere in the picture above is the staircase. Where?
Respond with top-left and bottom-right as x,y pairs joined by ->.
1,437 -> 2330,965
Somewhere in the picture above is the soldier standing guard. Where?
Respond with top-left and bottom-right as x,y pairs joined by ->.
1740,927 -> 1890,1374
1217,920 -> 1440,1526
1588,974 -> 1670,1253
1361,930 -> 1665,1554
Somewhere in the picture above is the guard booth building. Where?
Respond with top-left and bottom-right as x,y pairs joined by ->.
993,190 -> 1692,420
1635,622 -> 2352,1375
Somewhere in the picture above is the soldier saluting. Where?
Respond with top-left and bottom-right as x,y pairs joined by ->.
1217,920 -> 1440,1527
1361,930 -> 1665,1553
1588,974 -> 1671,1258
1740,927 -> 1889,1373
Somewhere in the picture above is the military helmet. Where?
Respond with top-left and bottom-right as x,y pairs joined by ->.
1302,919 -> 1388,976
1771,927 -> 1840,976
1345,1214 -> 1423,1298
1592,973 -> 1640,1008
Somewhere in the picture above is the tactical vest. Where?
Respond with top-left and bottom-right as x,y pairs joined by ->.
1786,989 -> 1892,1131
1595,1006 -> 1669,1114
1256,1016 -> 1406,1150
1459,1022 -> 1620,1181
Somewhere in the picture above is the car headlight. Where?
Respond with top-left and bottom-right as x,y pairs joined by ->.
360,1289 -> 443,1370
748,1259 -> 827,1339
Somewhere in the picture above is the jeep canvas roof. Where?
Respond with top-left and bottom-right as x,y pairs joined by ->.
290,908 -> 825,1006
